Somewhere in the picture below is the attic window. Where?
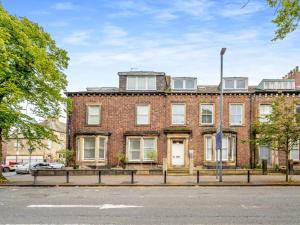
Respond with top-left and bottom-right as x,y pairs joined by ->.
127,76 -> 156,90
224,78 -> 247,90
172,78 -> 196,90
263,81 -> 295,90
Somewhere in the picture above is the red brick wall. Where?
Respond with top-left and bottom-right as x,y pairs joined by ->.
69,93 -> 253,167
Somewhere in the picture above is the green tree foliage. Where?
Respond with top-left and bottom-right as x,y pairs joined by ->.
0,6 -> 69,181
267,0 -> 300,41
251,96 -> 300,181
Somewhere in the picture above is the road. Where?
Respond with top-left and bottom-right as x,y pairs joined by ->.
0,187 -> 300,225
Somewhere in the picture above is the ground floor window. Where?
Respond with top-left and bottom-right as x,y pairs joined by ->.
76,136 -> 108,161
127,137 -> 157,162
204,134 -> 236,162
290,141 -> 300,161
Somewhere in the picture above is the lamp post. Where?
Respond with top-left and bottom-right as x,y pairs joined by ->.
218,48 -> 226,182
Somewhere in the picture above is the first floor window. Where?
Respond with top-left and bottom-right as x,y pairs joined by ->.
296,105 -> 300,124
136,104 -> 150,125
84,137 -> 95,160
290,141 -> 300,161
87,105 -> 100,125
200,104 -> 214,125
172,104 -> 185,125
230,104 -> 243,125
259,104 -> 272,123
127,137 -> 157,162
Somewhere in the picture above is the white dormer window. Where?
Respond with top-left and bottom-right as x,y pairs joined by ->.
172,78 -> 196,90
224,78 -> 247,90
127,76 -> 156,91
263,80 -> 295,90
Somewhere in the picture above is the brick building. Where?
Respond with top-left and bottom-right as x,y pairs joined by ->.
66,68 -> 300,169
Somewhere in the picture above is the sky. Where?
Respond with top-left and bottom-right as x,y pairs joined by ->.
2,0 -> 300,91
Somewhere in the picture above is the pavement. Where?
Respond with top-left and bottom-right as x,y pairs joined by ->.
2,171 -> 300,186
0,186 -> 300,224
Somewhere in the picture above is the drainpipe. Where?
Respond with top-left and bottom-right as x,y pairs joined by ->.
249,94 -> 253,169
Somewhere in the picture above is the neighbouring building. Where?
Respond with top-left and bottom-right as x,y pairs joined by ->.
66,67 -> 300,169
4,119 -> 66,164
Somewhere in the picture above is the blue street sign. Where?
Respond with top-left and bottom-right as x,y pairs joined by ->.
216,132 -> 222,150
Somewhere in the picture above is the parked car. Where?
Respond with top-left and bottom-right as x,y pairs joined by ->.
1,164 -> 15,172
16,162 -> 51,174
49,162 -> 65,169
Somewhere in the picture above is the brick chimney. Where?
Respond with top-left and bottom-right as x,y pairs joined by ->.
284,66 -> 300,88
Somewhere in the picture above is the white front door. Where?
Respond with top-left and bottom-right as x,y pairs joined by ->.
172,141 -> 184,166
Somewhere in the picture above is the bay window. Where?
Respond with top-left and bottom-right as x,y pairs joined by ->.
77,136 -> 107,161
204,134 -> 236,162
84,137 -> 95,160
290,141 -> 300,161
127,137 -> 157,162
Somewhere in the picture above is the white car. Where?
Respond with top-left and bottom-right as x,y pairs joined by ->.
49,163 -> 65,169
16,162 -> 51,174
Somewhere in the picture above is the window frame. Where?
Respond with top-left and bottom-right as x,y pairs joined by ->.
171,103 -> 186,125
83,137 -> 96,160
126,76 -> 157,91
229,103 -> 244,126
126,136 -> 157,162
171,78 -> 196,90
86,104 -> 101,126
200,103 -> 214,125
290,140 -> 300,162
259,104 -> 272,123
223,79 -> 247,90
204,134 -> 236,162
78,136 -> 108,162
136,104 -> 151,125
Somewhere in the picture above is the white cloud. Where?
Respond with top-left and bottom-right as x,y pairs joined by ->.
100,24 -> 128,46
61,31 -> 92,46
221,1 -> 264,17
52,2 -> 77,10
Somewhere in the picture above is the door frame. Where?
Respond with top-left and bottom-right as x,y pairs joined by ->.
167,134 -> 190,168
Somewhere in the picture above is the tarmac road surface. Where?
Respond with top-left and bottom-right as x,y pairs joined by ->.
0,187 -> 300,225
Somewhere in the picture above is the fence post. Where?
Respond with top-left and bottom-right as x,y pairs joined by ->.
197,170 -> 200,184
33,170 -> 37,185
98,170 -> 102,184
66,170 -> 69,183
247,170 -> 250,183
164,170 -> 167,184
131,170 -> 134,184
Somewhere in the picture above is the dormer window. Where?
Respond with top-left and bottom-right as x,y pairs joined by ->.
172,78 -> 197,90
127,76 -> 156,91
223,77 -> 248,90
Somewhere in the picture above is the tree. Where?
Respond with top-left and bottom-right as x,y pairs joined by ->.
251,96 -> 300,182
0,6 -> 69,182
267,0 -> 300,41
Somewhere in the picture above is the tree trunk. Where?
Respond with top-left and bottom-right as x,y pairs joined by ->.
285,141 -> 289,182
0,127 -> 7,182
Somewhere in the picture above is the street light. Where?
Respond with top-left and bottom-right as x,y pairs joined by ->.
218,47 -> 226,182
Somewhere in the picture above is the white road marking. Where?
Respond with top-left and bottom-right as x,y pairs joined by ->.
27,204 -> 143,209
241,204 -> 261,209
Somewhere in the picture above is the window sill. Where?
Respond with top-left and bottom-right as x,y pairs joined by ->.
127,161 -> 156,164
200,124 -> 215,127
229,124 -> 245,127
85,124 -> 101,127
135,124 -> 151,127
